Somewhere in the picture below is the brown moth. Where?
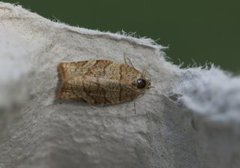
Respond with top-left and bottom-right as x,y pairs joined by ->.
57,58 -> 151,105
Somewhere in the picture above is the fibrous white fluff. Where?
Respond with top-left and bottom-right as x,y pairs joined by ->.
174,66 -> 240,121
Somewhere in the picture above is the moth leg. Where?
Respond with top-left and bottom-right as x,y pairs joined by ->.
123,53 -> 134,67
134,101 -> 137,114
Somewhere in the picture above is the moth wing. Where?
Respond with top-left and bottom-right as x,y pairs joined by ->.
57,80 -> 83,100
58,60 -> 114,80
57,61 -> 90,81
57,59 -> 142,105
57,75 -> 99,104
85,79 -> 140,104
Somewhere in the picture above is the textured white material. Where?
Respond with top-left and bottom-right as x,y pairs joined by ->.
0,2 -> 239,168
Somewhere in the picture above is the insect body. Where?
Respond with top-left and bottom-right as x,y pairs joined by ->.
57,59 -> 151,105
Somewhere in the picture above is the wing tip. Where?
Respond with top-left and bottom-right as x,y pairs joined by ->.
57,62 -> 67,81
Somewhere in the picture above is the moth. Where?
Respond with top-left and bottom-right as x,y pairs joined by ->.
57,57 -> 151,105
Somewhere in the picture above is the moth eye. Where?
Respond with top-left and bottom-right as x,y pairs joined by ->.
136,78 -> 147,89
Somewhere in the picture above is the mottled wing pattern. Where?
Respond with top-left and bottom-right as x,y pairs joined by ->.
57,60 -> 144,105
69,77 -> 139,105
57,60 -> 112,101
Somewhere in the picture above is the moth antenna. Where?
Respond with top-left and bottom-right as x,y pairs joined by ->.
142,67 -> 148,77
142,64 -> 151,78
123,53 -> 134,67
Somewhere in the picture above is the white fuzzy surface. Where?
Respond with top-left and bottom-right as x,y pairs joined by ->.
0,2 -> 239,168
175,67 -> 240,120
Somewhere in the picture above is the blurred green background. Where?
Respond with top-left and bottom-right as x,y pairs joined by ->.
2,0 -> 240,72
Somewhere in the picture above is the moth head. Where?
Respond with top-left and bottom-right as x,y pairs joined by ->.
129,65 -> 151,92
132,76 -> 151,91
